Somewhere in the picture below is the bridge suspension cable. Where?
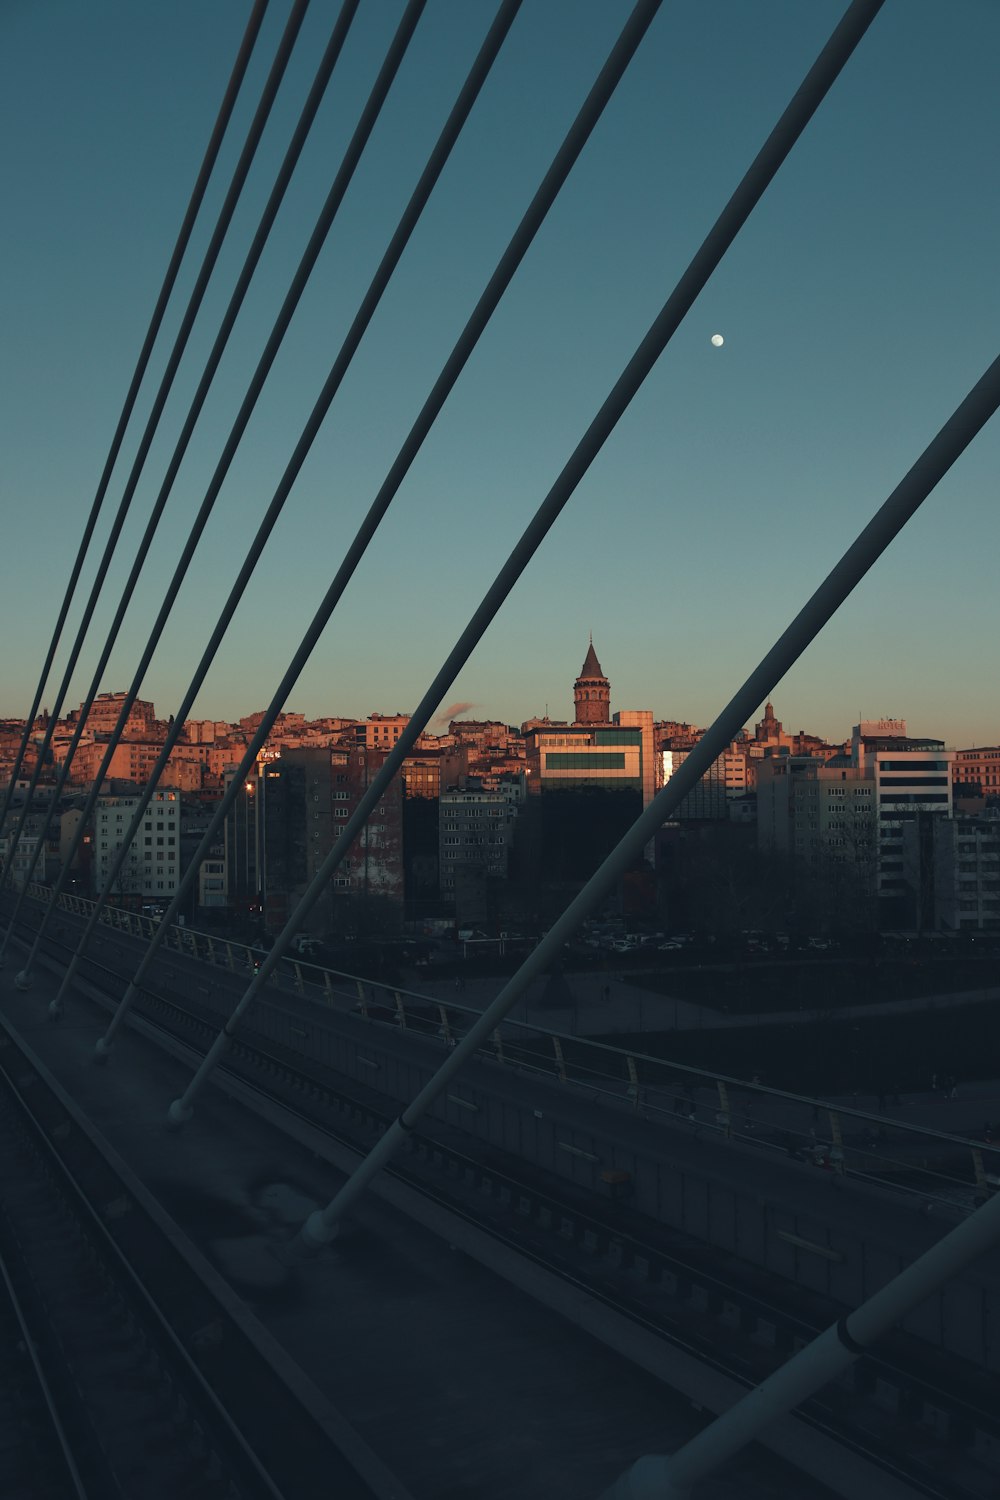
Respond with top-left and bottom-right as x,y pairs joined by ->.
159,0 -> 886,1136
280,0 -> 893,1242
293,321 -> 1000,1241
0,0 -> 269,842
20,0 -> 433,1001
0,0 -> 308,902
10,3 -> 999,1494
75,0 -> 659,1057
4,0 -> 368,980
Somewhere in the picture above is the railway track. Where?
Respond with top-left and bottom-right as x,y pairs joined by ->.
0,1237 -> 88,1500
8,907 -> 1000,1499
0,1036 -> 280,1500
0,973 -> 408,1499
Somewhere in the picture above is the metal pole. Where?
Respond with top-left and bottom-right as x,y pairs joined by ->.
598,1189 -> 1000,1498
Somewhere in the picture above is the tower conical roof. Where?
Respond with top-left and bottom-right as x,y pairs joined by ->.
578,639 -> 606,680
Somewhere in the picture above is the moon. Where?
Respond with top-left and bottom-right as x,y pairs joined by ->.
710,333 -> 724,347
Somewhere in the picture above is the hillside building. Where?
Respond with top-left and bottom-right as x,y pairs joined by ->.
952,746 -> 1000,800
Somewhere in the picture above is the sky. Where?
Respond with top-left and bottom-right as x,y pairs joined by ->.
1,0 -> 999,749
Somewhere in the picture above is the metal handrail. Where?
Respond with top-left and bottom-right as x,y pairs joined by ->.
22,881 -> 998,1205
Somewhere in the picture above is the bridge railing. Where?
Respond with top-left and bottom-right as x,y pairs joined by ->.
23,881 -> 1000,1214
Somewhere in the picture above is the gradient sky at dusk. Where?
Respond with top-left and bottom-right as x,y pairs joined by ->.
2,1 -> 998,748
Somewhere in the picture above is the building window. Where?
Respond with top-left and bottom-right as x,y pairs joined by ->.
879,760 -> 947,772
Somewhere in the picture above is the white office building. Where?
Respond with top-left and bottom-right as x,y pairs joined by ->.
851,721 -> 954,907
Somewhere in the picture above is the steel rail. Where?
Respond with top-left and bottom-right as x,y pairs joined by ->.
0,1009 -> 399,1500
0,1245 -> 90,1499
0,1047 -> 287,1500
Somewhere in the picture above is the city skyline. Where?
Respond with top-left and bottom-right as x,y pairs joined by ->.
2,670 -> 989,756
3,3 -> 1000,747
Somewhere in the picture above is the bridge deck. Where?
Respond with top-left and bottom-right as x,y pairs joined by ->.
0,963 -> 839,1500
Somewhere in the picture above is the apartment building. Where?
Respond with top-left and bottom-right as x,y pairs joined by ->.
757,752 -> 876,872
902,812 -> 1000,930
439,774 -> 524,896
93,788 -> 180,900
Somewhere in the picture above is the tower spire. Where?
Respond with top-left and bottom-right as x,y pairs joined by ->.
574,638 -> 610,725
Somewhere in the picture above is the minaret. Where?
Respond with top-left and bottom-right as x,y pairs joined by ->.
573,636 -> 610,725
